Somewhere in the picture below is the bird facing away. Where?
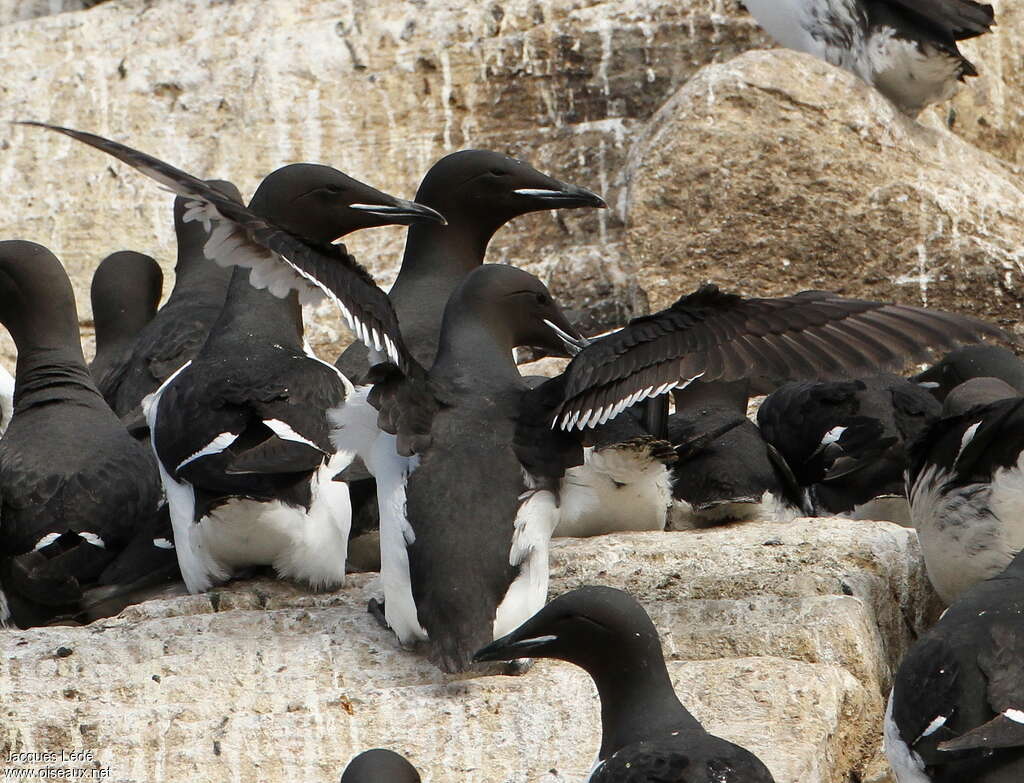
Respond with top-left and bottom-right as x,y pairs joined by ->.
885,547 -> 1024,782
95,180 -> 243,424
27,122 -> 1008,672
0,240 -> 162,628
340,749 -> 421,783
743,0 -> 995,116
907,376 -> 1024,604
475,586 -> 777,782
89,249 -> 163,395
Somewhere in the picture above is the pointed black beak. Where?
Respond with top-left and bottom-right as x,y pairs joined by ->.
473,630 -> 558,663
513,182 -> 607,210
349,198 -> 447,226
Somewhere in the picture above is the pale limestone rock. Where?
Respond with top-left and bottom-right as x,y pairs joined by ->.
0,518 -> 934,782
623,49 -> 1024,342
0,0 -> 767,367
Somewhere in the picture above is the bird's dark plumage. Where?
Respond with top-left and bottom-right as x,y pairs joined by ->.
89,250 -> 163,396
0,241 -> 162,628
475,586 -> 776,782
95,181 -> 242,422
340,749 -> 421,783
913,345 -> 1024,403
886,549 -> 1024,782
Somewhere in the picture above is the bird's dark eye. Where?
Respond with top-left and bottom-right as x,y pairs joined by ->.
324,184 -> 345,195
535,292 -> 549,305
490,168 -> 507,177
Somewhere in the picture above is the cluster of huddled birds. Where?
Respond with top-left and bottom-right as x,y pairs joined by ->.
2,0 -> 1022,781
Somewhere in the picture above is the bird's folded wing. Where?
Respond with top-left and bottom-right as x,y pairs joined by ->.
366,360 -> 442,457
19,122 -> 406,368
886,0 -> 995,40
553,285 -> 1006,432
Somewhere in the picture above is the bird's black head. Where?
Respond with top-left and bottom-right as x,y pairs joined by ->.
474,586 -> 663,674
415,149 -> 605,232
450,265 -> 582,357
0,240 -> 81,353
914,344 -> 1024,402
340,749 -> 421,783
90,250 -> 163,351
248,163 -> 445,242
941,376 -> 1020,417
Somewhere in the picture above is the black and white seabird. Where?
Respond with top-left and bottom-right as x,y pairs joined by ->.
335,148 -> 606,379
885,547 -> 1024,782
31,124 -> 1007,671
913,344 -> 1024,403
0,241 -> 163,628
143,166 -> 444,594
340,749 -> 421,783
474,586 -> 777,782
743,0 -> 995,116
94,181 -> 243,423
667,380 -> 800,527
89,250 -> 163,395
757,373 -> 940,521
907,376 -> 1024,604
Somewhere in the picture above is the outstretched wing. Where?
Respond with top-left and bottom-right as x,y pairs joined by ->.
552,285 -> 1006,432
885,0 -> 995,40
19,122 -> 406,368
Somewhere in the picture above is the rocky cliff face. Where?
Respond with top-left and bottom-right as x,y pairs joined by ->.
1,3 -> 1021,782
1,0 -> 1018,365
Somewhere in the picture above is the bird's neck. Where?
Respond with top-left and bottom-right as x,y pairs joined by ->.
205,270 -> 304,350
388,219 -> 494,312
430,308 -> 521,388
166,247 -> 232,308
14,346 -> 105,414
591,653 -> 703,759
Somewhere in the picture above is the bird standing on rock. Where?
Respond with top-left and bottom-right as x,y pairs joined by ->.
907,376 -> 1024,604
743,0 -> 995,116
25,122 -> 1007,674
0,241 -> 163,628
475,586 -> 777,782
885,546 -> 1024,782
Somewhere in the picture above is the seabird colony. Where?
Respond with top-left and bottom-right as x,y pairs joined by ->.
1,1 -> 1019,779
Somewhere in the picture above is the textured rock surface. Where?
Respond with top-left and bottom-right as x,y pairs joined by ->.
624,48 -> 1024,339
1,518 -> 936,782
3,0 -> 1020,369
0,0 -> 769,366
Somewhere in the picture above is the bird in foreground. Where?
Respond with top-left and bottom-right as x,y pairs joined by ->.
743,0 -> 995,116
26,122 -> 1006,671
88,249 -> 163,394
757,374 -> 939,522
143,165 -> 444,594
913,344 -> 1024,403
95,181 -> 243,426
340,749 -> 421,783
885,547 -> 1024,782
907,376 -> 1024,604
0,241 -> 162,628
475,585 -> 777,782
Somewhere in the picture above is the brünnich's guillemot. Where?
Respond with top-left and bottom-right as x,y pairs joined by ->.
885,547 -> 1024,782
340,749 -> 421,783
89,250 -> 163,395
913,344 -> 1024,403
474,586 -> 777,782
0,241 -> 163,628
30,124 -> 1007,673
907,376 -> 1024,604
143,166 -> 444,594
757,373 -> 940,522
743,0 -> 995,116
95,181 -> 242,424
667,379 -> 801,527
334,149 -> 606,380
